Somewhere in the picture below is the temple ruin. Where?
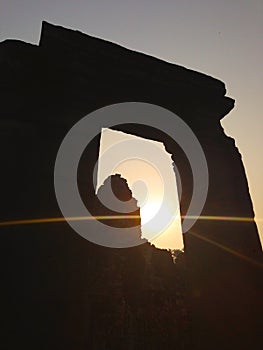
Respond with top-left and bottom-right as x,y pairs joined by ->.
1,21 -> 262,349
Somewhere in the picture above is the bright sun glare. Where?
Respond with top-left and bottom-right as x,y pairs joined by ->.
140,201 -> 161,225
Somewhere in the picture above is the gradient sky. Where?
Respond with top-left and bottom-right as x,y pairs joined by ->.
1,0 -> 262,245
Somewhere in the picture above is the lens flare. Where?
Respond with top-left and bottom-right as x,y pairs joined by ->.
0,214 -> 262,228
188,229 -> 263,269
1,214 -> 262,267
0,215 -> 140,227
182,215 -> 261,223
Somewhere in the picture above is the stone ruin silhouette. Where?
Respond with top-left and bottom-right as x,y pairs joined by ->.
1,21 -> 263,349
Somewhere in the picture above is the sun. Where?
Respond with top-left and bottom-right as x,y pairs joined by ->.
140,200 -> 162,225
140,199 -> 175,231
140,199 -> 183,250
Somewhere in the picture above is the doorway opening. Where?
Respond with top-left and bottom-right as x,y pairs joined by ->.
97,128 -> 183,250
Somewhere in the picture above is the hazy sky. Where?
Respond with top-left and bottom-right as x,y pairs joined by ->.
1,1 -> 262,245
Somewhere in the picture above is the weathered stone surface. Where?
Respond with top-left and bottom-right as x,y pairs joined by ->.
1,21 -> 262,350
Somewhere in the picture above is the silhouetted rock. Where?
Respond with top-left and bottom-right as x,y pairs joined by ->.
1,21 -> 262,350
